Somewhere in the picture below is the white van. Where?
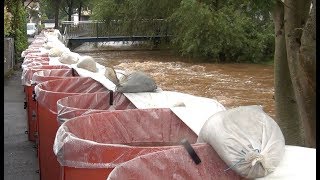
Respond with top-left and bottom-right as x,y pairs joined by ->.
27,23 -> 38,37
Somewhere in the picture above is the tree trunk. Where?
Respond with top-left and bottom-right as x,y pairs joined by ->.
78,2 -> 82,21
54,0 -> 62,29
272,1 -> 303,146
68,0 -> 73,21
283,0 -> 315,147
297,0 -> 316,147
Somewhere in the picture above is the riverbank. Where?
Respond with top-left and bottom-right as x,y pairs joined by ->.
73,42 -> 274,66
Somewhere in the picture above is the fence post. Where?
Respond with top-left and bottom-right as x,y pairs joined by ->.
96,22 -> 99,38
4,38 -> 14,75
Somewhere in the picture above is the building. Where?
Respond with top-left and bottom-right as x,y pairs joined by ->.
42,19 -> 55,29
79,7 -> 92,21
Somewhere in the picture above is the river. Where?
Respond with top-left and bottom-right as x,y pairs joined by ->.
76,44 -> 275,119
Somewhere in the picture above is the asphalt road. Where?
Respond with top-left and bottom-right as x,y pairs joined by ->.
4,70 -> 40,180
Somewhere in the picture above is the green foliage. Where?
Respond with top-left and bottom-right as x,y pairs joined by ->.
91,0 -> 176,37
91,0 -> 180,21
5,1 -> 28,63
4,6 -> 13,37
90,0 -> 274,63
39,0 -> 55,19
91,0 -> 119,21
169,0 -> 274,63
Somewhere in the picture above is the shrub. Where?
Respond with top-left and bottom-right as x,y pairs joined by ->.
169,0 -> 274,63
4,6 -> 13,37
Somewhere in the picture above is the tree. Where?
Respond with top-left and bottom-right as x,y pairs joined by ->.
39,0 -> 55,19
168,0 -> 274,62
54,0 -> 62,28
5,0 -> 28,63
60,0 -> 74,21
4,6 -> 13,37
58,0 -> 92,21
272,0 -> 315,147
74,0 -> 92,21
39,0 -> 62,28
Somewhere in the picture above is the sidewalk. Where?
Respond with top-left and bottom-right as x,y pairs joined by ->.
4,70 -> 39,180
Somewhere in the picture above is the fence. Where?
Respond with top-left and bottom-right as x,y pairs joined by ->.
61,19 -> 170,39
4,38 -> 15,75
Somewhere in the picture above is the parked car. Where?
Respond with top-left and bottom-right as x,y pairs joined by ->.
27,23 -> 38,37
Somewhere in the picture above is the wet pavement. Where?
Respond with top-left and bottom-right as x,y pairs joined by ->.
4,70 -> 40,180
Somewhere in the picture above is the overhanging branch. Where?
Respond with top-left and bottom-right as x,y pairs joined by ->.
24,0 -> 34,9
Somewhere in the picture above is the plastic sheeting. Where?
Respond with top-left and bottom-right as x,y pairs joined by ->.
53,108 -> 198,168
21,49 -> 41,57
22,58 -> 49,66
24,56 -> 50,62
31,69 -> 75,85
21,47 -> 49,57
52,54 -> 226,136
107,143 -> 242,180
123,91 -> 226,135
25,52 -> 49,58
56,92 -> 136,125
49,57 -> 127,91
34,77 -> 107,113
21,61 -> 50,70
107,144 -> 316,180
21,65 -> 70,86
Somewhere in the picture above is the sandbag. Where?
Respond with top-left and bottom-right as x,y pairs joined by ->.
76,56 -> 98,72
197,105 -> 285,179
104,67 -> 120,85
43,41 -> 59,50
115,71 -> 157,93
48,47 -> 69,57
58,52 -> 79,64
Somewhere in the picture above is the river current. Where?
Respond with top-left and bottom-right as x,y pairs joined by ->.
76,43 -> 275,119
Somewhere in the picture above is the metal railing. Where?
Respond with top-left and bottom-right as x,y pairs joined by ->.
61,19 -> 171,40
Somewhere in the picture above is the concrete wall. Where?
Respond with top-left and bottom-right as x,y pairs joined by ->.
4,38 -> 15,75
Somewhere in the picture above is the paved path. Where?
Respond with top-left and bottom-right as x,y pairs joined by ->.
4,70 -> 40,180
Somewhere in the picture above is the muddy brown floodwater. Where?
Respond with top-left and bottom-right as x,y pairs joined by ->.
79,49 -> 275,119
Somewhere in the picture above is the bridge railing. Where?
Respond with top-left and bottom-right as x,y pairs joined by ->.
62,19 -> 171,40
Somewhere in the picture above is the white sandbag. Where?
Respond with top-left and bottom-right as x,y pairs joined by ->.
116,71 -> 157,93
43,41 -> 59,50
197,105 -> 285,179
58,52 -> 80,65
104,67 -> 120,85
48,47 -> 69,57
76,56 -> 98,73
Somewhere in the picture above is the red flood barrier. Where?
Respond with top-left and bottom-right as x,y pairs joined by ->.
107,143 -> 242,180
22,65 -> 70,142
53,108 -> 198,180
34,77 -> 108,180
56,92 -> 136,126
